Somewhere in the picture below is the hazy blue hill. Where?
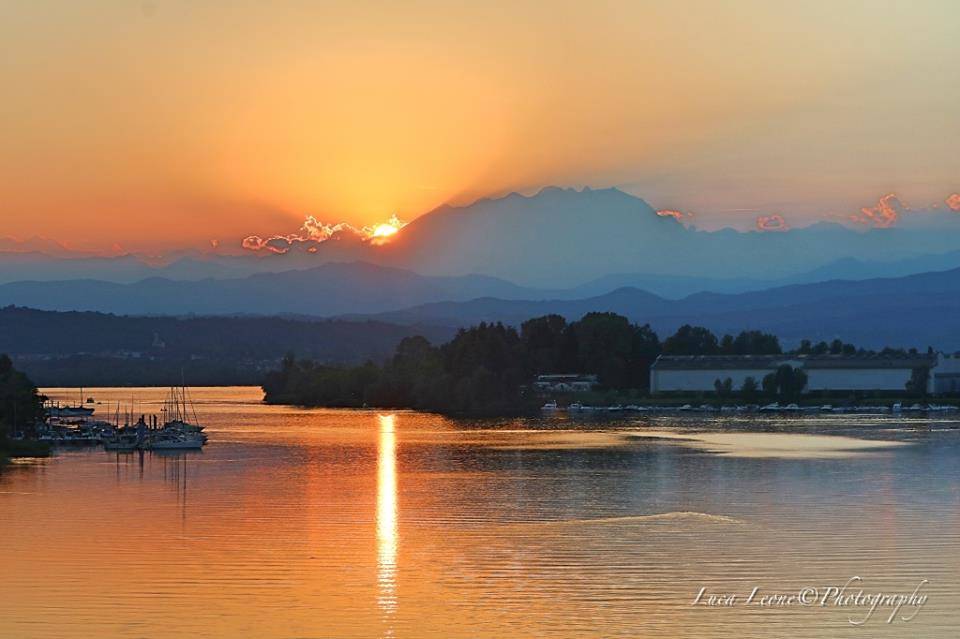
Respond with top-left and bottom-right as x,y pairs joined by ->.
0,262 -> 550,316
563,272 -> 770,299
0,306 -> 456,386
0,252 -> 158,284
785,250 -> 960,284
339,287 -> 671,327
347,267 -> 960,351
5,258 -> 960,350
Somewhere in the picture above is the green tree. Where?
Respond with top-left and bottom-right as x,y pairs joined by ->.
720,334 -> 735,354
0,354 -> 46,438
740,376 -> 759,401
732,331 -> 781,355
906,367 -> 930,397
662,325 -> 719,356
520,315 -> 568,374
762,364 -> 808,401
714,377 -> 733,398
573,313 -> 636,388
629,323 -> 662,389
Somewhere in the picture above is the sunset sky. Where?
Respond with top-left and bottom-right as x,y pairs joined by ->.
2,1 -> 958,251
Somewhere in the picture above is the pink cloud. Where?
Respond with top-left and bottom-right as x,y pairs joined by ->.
755,214 -> 789,232
241,235 -> 288,253
850,193 -> 904,228
656,209 -> 695,225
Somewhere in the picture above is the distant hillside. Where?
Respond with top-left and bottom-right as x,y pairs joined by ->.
344,267 -> 960,351
0,307 -> 455,386
0,262 -> 549,316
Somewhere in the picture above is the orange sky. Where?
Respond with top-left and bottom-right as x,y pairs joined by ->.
2,1 -> 958,251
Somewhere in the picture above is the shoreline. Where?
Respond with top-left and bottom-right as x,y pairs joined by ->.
0,439 -> 52,465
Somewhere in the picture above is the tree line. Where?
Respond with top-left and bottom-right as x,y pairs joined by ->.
263,313 -> 872,413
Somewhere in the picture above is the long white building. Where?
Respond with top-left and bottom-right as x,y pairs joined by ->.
650,353 -> 942,394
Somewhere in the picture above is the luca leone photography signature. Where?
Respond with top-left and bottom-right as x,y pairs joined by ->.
691,577 -> 929,625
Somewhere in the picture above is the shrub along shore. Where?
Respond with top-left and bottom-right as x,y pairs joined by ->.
0,353 -> 49,463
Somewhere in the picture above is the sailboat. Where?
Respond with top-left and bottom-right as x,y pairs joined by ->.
47,387 -> 95,418
152,383 -> 207,450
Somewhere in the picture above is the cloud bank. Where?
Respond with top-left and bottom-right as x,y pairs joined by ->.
241,215 -> 407,254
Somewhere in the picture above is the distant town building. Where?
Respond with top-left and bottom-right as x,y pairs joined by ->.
650,353 -> 940,394
534,374 -> 599,392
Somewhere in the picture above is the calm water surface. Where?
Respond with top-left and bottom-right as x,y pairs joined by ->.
2,387 -> 959,638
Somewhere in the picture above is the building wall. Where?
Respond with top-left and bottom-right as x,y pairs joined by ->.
651,369 -> 772,393
935,375 -> 960,394
652,366 -> 921,393
933,355 -> 960,393
805,368 -> 913,392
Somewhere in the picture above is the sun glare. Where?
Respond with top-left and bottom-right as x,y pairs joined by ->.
371,223 -> 398,238
365,214 -> 407,245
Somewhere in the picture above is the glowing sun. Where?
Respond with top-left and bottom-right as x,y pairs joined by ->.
365,214 -> 407,244
371,223 -> 399,239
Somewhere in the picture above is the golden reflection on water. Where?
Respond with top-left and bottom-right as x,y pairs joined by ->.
3,387 -> 960,638
377,414 -> 398,623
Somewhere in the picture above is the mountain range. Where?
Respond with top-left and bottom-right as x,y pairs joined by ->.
3,187 -> 960,353
3,260 -> 960,350
342,267 -> 960,351
4,187 -> 960,291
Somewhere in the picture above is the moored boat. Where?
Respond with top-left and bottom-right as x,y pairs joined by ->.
148,434 -> 204,450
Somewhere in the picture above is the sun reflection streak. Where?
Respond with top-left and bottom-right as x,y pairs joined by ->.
376,414 -> 398,622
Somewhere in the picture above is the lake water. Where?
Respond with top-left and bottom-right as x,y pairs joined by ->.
2,387 -> 959,638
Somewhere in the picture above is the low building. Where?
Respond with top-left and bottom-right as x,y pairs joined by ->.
933,353 -> 960,394
534,374 -> 599,393
650,353 -> 938,394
